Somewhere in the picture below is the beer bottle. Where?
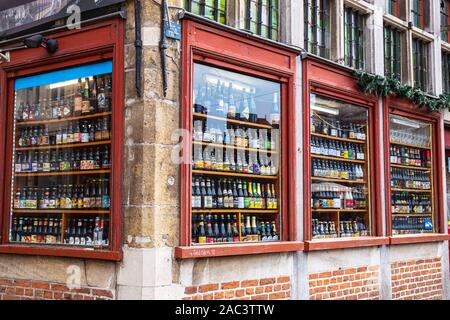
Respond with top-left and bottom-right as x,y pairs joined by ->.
73,121 -> 81,143
97,77 -> 107,113
100,117 -> 110,140
105,76 -> 112,111
75,219 -> 82,245
96,180 -> 102,208
245,215 -> 252,241
226,218 -> 233,242
251,216 -> 258,241
74,78 -> 83,116
206,214 -> 214,243
213,215 -> 220,243
232,215 -> 240,242
84,182 -> 91,208
95,118 -> 102,141
102,180 -> 110,209
90,181 -> 97,209
81,78 -> 91,115
77,185 -> 84,209
241,215 -> 247,241
90,76 -> 98,114
88,121 -> 95,142
197,215 -> 207,244
86,219 -> 94,246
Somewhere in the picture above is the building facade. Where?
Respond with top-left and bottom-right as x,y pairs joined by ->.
0,0 -> 448,300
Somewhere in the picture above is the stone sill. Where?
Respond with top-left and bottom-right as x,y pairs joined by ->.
305,237 -> 389,251
175,241 -> 304,259
389,233 -> 450,245
0,244 -> 122,261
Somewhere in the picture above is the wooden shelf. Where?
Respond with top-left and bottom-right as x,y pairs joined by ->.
193,141 -> 277,154
390,163 -> 431,171
192,169 -> 278,180
193,112 -> 274,129
392,213 -> 433,217
391,188 -> 431,193
311,177 -> 366,184
390,141 -> 431,150
311,132 -> 366,144
192,209 -> 279,214
16,112 -> 112,126
13,209 -> 110,214
16,140 -> 111,151
311,154 -> 365,164
312,209 -> 367,213
14,169 -> 111,177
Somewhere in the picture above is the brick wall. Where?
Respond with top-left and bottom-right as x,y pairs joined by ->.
391,257 -> 443,300
0,278 -> 114,300
183,276 -> 291,300
309,265 -> 380,300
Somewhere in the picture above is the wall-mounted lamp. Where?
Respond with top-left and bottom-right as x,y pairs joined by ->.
24,34 -> 58,54
0,34 -> 58,64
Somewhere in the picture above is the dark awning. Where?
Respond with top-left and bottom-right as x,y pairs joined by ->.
0,1 -> 36,11
0,0 -> 125,39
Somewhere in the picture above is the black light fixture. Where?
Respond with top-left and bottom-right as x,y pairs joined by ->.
23,34 -> 58,54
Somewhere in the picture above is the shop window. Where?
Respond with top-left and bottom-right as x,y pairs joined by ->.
384,25 -> 402,80
412,37 -> 429,91
245,0 -> 279,41
10,61 -> 114,249
185,0 -> 227,24
344,6 -> 365,70
191,63 -> 283,245
441,0 -> 449,42
388,115 -> 436,234
443,51 -> 450,94
304,0 -> 331,59
310,94 -> 372,239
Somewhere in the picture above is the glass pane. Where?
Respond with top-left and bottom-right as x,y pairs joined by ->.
310,94 -> 371,239
192,63 -> 282,245
389,115 -> 434,234
11,62 -> 113,248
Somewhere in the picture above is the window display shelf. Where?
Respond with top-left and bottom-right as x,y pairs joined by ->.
16,112 -> 112,126
390,141 -> 431,150
193,112 -> 274,130
192,169 -> 278,180
192,141 -> 277,154
311,177 -> 366,184
391,213 -> 432,217
192,209 -> 279,214
311,132 -> 366,144
390,163 -> 431,171
312,209 -> 367,213
14,169 -> 111,177
16,140 -> 111,151
391,188 -> 431,193
311,154 -> 365,164
13,209 -> 110,214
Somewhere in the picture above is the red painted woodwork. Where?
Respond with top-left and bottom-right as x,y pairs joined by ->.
389,233 -> 450,245
445,127 -> 450,148
302,57 -> 382,246
175,241 -> 304,259
0,18 -> 124,261
177,16 -> 301,258
305,237 -> 389,251
383,95 -> 446,239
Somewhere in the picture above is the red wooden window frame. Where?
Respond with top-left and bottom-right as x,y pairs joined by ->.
383,96 -> 449,245
302,57 -> 389,251
0,18 -> 124,261
175,15 -> 303,259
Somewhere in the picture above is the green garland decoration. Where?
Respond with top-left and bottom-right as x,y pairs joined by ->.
354,70 -> 450,112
